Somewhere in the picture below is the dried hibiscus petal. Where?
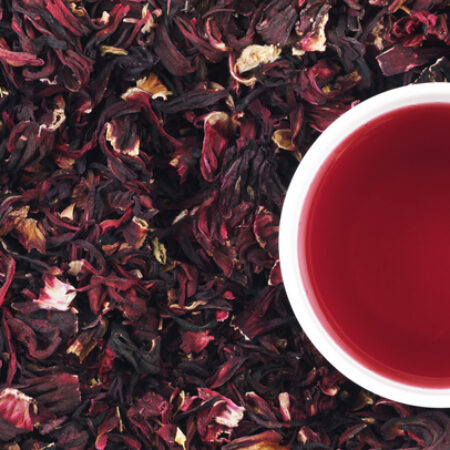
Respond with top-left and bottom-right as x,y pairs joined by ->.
0,0 -> 444,447
294,1 -> 332,54
189,388 -> 245,445
154,25 -> 195,76
108,324 -> 160,375
0,388 -> 37,441
224,431 -> 286,449
200,112 -> 234,182
256,0 -> 297,47
181,330 -> 215,354
19,373 -> 81,416
235,45 -> 282,74
377,44 -> 446,76
33,275 -> 76,311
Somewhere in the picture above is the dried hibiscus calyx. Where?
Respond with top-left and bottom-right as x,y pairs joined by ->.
0,388 -> 38,441
235,45 -> 282,74
181,388 -> 245,445
0,0 -> 445,447
108,324 -> 160,375
294,0 -> 332,55
33,275 -> 76,311
0,206 -> 46,254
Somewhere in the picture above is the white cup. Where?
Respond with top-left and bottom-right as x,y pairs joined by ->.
279,82 -> 450,407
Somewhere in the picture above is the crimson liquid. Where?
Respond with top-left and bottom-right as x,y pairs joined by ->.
301,103 -> 450,387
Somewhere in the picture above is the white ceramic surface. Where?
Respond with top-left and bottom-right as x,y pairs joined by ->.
279,83 -> 450,407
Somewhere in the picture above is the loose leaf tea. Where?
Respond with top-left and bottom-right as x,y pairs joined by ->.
0,0 -> 447,448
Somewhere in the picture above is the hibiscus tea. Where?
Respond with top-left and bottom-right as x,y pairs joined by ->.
301,103 -> 450,387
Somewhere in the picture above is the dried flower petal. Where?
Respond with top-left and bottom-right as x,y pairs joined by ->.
0,388 -> 36,431
224,431 -> 286,449
154,25 -> 195,76
236,45 -> 282,74
0,388 -> 37,441
59,203 -> 76,221
187,388 -> 245,444
15,219 -> 46,254
272,129 -> 295,150
295,1 -> 331,53
137,73 -> 172,100
0,0 -> 444,447
99,46 -> 128,57
156,424 -> 187,449
34,276 -> 76,311
200,111 -> 233,182
152,237 -> 167,265
278,392 -> 291,421
377,44 -> 443,76
21,373 -> 81,416
181,330 -> 214,354
256,0 -> 298,47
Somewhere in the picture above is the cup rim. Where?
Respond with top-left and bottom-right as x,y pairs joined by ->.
279,82 -> 450,408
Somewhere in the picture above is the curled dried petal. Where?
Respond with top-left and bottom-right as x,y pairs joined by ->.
236,45 -> 281,74
15,218 -> 46,254
272,129 -> 295,150
136,73 -> 172,100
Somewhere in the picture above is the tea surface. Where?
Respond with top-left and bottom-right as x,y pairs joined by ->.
302,103 -> 450,387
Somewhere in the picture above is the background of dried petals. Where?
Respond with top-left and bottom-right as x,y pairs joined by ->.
0,0 -> 448,448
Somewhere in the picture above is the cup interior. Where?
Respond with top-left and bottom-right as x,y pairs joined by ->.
279,83 -> 450,407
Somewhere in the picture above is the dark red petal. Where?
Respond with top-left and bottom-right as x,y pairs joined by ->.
181,330 -> 214,354
207,356 -> 247,389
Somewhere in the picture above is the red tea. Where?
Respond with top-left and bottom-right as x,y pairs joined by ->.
301,103 -> 450,387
